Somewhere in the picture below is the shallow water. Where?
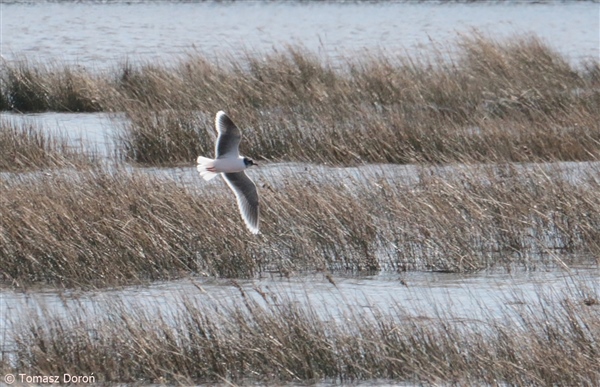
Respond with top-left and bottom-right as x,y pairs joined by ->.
1,266 -> 598,353
2,111 -> 599,186
0,112 -> 116,156
2,1 -> 598,68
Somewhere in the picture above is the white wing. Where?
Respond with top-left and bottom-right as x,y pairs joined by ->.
223,171 -> 259,234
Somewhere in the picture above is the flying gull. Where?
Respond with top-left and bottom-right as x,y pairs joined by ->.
197,111 -> 259,234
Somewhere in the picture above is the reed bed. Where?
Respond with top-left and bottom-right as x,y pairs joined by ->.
7,282 -> 600,385
1,163 -> 597,288
2,34 -> 599,165
0,119 -> 87,172
114,34 -> 600,165
2,28 -> 598,387
0,59 -> 107,113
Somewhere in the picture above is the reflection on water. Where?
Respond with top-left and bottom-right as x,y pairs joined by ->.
1,1 -> 598,67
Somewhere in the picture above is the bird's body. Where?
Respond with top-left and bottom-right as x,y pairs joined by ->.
197,155 -> 247,179
197,111 -> 259,234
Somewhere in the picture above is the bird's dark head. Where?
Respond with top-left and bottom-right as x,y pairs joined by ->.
243,157 -> 257,167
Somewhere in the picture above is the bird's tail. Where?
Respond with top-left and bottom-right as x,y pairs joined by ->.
197,156 -> 219,181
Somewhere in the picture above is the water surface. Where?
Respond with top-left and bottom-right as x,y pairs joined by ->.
2,111 -> 599,187
2,1 -> 598,68
2,266 -> 598,353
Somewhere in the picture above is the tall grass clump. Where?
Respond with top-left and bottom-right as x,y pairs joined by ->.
0,169 -> 218,287
382,164 -> 600,270
1,59 -> 106,112
0,119 -> 85,172
117,108 -> 214,165
113,34 -> 599,165
2,34 -> 598,164
464,34 -> 600,117
0,163 -> 598,288
8,283 -> 600,384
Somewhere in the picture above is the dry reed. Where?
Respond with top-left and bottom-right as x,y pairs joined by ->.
7,281 -> 600,385
2,33 -> 599,165
1,59 -> 107,113
114,34 -> 600,165
1,163 -> 597,288
2,27 -> 598,387
0,119 -> 86,172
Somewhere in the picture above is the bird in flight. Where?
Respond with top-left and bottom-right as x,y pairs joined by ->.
197,111 -> 259,234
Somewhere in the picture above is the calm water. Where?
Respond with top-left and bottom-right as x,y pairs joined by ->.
1,1 -> 598,68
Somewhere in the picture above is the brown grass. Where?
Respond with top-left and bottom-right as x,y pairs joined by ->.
7,281 -> 600,385
114,34 -> 600,165
0,163 -> 597,288
2,33 -> 599,165
1,59 -> 108,113
0,119 -> 88,172
1,31 -> 598,385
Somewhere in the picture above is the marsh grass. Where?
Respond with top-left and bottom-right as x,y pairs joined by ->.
1,163 -> 597,287
0,119 -> 88,172
2,34 -> 599,164
0,169 -> 210,287
1,59 -> 106,112
117,108 -> 212,165
8,282 -> 600,385
2,28 -> 598,387
114,34 -> 599,165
